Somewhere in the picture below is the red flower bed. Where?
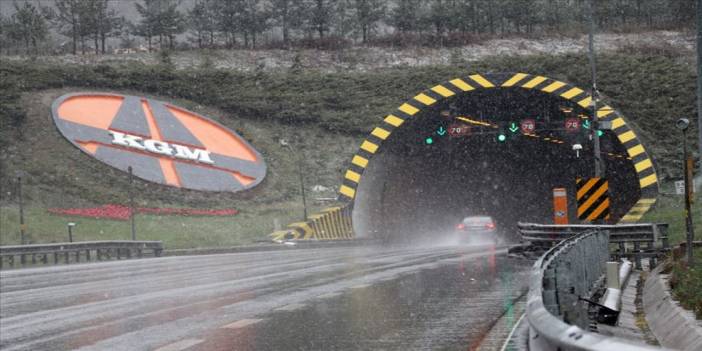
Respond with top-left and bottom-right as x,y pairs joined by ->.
48,204 -> 238,221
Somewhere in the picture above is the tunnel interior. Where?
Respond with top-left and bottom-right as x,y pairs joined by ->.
352,87 -> 641,242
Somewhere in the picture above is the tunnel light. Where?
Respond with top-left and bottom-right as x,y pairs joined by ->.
456,116 -> 494,127
508,122 -> 519,133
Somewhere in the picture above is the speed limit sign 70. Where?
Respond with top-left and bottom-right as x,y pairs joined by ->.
448,123 -> 471,137
520,119 -> 535,134
565,118 -> 580,132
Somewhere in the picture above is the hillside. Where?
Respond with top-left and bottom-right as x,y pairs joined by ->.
0,52 -> 698,247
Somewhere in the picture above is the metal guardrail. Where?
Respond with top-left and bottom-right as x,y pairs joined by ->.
0,241 -> 163,269
518,222 -> 669,269
526,230 -> 668,351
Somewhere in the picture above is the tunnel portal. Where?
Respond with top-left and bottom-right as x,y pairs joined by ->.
340,73 -> 659,242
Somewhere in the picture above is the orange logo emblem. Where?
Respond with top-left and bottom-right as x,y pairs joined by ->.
51,93 -> 266,192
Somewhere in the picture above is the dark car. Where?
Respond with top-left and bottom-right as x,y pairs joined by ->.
455,216 -> 498,245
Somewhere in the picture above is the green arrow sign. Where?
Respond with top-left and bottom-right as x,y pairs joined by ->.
437,126 -> 447,136
508,122 -> 519,133
582,120 -> 591,129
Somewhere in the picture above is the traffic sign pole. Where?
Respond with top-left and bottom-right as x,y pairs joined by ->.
683,131 -> 695,265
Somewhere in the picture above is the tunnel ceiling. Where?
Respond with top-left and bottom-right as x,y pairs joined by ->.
339,73 -> 659,240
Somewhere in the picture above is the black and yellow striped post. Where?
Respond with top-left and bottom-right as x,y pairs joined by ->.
576,177 -> 611,221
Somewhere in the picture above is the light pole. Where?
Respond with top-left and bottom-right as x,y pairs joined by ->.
697,0 -> 701,177
587,0 -> 604,178
128,166 -> 136,241
16,173 -> 26,246
281,139 -> 308,221
67,222 -> 76,243
677,118 -> 695,265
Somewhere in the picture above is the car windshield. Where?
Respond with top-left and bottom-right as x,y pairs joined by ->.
1,1 -> 699,351
463,217 -> 493,226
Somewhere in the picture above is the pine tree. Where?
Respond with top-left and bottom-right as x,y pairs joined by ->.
307,0 -> 334,39
353,0 -> 385,43
53,0 -> 83,54
188,0 -> 217,48
135,0 -> 184,51
391,0 -> 422,34
10,1 -> 49,53
270,0 -> 307,45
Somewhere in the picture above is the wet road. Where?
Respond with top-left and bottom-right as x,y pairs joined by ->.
0,244 -> 529,351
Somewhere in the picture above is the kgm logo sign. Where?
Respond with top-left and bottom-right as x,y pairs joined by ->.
51,93 -> 266,192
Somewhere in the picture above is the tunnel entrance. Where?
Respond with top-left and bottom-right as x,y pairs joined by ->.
342,73 -> 658,242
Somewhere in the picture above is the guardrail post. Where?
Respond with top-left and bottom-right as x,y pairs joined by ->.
633,242 -> 642,270
575,240 -> 590,329
618,242 -> 625,257
557,256 -> 576,324
1,241 -> 163,269
543,267 -> 559,315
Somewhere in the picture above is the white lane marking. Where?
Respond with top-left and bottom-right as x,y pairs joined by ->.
221,318 -> 263,329
275,303 -> 306,312
317,292 -> 342,299
351,284 -> 370,289
499,313 -> 526,351
153,338 -> 203,351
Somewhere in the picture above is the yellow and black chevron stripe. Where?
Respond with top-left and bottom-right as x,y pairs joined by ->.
576,177 -> 611,221
339,72 -> 659,222
620,198 -> 657,222
269,221 -> 314,241
268,204 -> 354,241
339,74 -> 496,201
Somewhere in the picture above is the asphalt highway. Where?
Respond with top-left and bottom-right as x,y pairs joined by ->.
0,243 -> 530,351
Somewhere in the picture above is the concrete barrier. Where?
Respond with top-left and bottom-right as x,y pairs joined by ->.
643,265 -> 702,351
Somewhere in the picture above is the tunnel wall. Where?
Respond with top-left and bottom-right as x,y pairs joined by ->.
339,73 -> 659,238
